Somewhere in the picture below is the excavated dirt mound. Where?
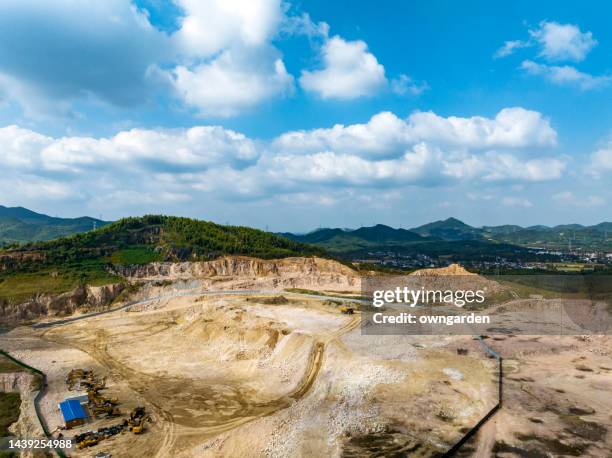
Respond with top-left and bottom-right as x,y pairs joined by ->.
410,263 -> 475,276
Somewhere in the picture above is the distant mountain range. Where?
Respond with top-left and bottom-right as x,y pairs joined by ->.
283,217 -> 612,254
2,205 -> 611,254
0,205 -> 109,245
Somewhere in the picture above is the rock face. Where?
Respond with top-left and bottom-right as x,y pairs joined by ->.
1,256 -> 359,324
113,256 -> 360,291
0,371 -> 35,395
0,251 -> 46,272
0,283 -> 125,325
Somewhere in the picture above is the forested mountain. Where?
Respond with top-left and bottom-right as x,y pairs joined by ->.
0,205 -> 108,245
282,224 -> 428,250
410,217 -> 483,241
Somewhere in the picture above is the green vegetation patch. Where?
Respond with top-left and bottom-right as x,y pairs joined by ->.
110,247 -> 162,265
0,260 -> 118,304
0,451 -> 19,458
0,355 -> 25,374
0,392 -> 21,436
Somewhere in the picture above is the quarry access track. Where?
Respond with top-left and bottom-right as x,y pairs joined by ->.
32,288 -> 365,329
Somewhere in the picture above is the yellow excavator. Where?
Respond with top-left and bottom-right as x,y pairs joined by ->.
91,403 -> 121,418
339,306 -> 354,314
125,406 -> 150,434
87,383 -> 118,406
130,417 -> 148,434
76,432 -> 100,449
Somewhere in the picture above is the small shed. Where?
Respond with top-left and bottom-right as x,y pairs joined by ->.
65,394 -> 89,405
59,399 -> 87,428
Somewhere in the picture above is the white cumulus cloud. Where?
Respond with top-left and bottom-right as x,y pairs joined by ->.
162,0 -> 295,117
521,60 -> 611,90
530,21 -> 597,62
172,0 -> 283,57
0,124 -> 258,174
0,107 -> 568,212
496,21 -> 606,92
300,36 -> 387,99
274,107 -> 557,158
169,47 -> 294,117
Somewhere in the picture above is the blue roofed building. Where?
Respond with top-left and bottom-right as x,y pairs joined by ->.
59,399 -> 87,428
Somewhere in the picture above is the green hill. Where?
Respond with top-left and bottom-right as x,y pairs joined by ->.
283,224 -> 429,252
410,217 -> 483,241
0,205 -> 108,245
0,215 -> 326,303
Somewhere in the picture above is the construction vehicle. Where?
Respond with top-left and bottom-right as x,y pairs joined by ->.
130,417 -> 148,434
75,431 -> 100,449
97,423 -> 125,437
339,306 -> 354,314
87,384 -> 118,406
66,369 -> 112,393
79,436 -> 100,449
84,377 -> 106,391
74,422 -> 126,449
91,403 -> 121,418
66,369 -> 95,390
125,406 -> 150,434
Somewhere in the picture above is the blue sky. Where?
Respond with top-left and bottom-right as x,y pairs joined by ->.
0,0 -> 611,231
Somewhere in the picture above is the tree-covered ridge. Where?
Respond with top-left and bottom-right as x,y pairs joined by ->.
0,216 -> 327,303
5,215 -> 326,266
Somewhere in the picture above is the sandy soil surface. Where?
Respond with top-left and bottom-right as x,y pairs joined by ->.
3,283 -> 609,457
0,291 -> 497,458
467,334 -> 612,457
